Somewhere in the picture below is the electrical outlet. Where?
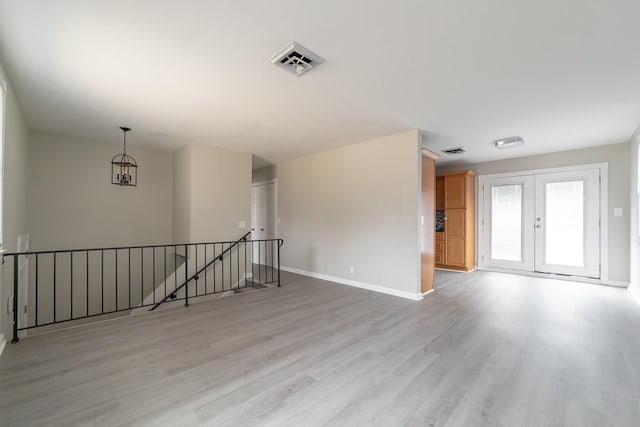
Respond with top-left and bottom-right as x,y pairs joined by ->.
349,266 -> 355,274
239,221 -> 246,228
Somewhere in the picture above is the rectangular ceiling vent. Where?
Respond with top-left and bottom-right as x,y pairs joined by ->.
441,147 -> 466,155
269,41 -> 324,77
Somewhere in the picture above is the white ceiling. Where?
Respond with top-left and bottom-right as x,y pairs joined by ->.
1,1 -> 640,166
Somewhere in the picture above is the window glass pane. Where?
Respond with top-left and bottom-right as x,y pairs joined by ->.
545,180 -> 584,266
491,184 -> 522,261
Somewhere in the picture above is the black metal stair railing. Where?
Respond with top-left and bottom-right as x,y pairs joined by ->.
2,233 -> 284,343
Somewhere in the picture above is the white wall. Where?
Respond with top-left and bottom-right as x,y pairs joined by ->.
629,131 -> 640,303
172,146 -> 191,243
0,61 -> 29,341
189,144 -> 251,242
28,131 -> 173,250
438,142 -> 631,283
275,130 -> 422,298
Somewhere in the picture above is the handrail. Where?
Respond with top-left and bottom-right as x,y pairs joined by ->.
149,230 -> 252,311
4,233 -> 284,343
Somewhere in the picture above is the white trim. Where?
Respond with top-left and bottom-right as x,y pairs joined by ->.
421,289 -> 434,296
478,162 -> 609,179
281,266 -> 423,301
0,334 -> 5,357
477,162 -> 608,281
435,267 -> 476,273
477,266 -> 622,287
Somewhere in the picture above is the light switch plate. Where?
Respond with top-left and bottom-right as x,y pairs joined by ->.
614,208 -> 623,217
239,221 -> 246,228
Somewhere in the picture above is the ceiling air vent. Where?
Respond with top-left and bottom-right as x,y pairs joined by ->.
269,41 -> 324,77
441,147 -> 466,155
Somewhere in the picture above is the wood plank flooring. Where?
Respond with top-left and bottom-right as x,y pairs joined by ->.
1,270 -> 639,426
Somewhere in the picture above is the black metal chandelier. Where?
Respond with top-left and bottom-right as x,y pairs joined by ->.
111,126 -> 137,186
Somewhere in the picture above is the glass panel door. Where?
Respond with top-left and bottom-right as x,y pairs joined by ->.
482,176 -> 534,271
534,169 -> 600,278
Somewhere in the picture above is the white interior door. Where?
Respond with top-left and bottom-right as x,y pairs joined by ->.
534,169 -> 600,278
251,182 -> 277,264
480,167 -> 601,279
482,176 -> 535,271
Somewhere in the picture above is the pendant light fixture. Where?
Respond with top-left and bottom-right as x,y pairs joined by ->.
111,126 -> 138,186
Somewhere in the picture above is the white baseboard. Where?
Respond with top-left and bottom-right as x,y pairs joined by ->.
281,266 -> 422,301
0,334 -> 6,357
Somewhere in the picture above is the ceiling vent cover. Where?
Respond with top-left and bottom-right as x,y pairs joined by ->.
441,147 -> 466,155
270,41 -> 324,77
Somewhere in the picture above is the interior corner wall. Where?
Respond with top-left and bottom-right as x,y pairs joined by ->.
437,142 -> 631,283
0,62 -> 29,340
188,144 -> 251,242
629,133 -> 640,303
27,131 -> 173,250
275,130 -> 422,296
252,165 -> 276,184
172,146 -> 192,243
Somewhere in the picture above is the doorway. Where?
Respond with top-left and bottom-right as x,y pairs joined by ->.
251,180 -> 277,265
479,165 -> 604,279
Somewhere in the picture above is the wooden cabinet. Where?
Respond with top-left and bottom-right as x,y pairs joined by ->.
435,170 -> 476,271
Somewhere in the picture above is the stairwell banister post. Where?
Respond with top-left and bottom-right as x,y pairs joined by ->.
12,254 -> 19,343
184,244 -> 189,307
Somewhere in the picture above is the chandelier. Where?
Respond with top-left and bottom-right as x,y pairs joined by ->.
111,126 -> 137,186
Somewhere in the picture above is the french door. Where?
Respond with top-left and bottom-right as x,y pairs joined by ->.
481,168 -> 601,278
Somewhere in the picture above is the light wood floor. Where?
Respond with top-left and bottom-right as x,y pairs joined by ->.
1,270 -> 639,426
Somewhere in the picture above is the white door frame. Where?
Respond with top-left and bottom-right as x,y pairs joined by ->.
477,162 -> 609,284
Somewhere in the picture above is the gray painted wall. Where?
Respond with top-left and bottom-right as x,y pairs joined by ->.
0,62 -> 29,340
252,166 -> 276,184
28,131 -> 174,250
275,130 -> 422,296
437,142 -> 631,282
172,146 -> 191,243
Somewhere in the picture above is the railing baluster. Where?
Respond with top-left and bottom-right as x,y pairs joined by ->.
70,252 -> 74,320
221,243 -> 224,291
128,248 -> 131,309
12,255 -> 19,343
205,244 -> 208,293
258,241 -> 261,284
195,244 -> 199,296
35,254 -> 39,327
185,244 -> 189,307
7,233 -> 279,340
53,253 -> 57,323
213,243 -> 217,294
141,248 -> 144,306
115,249 -> 118,311
153,247 -> 156,305
101,250 -> 104,314
86,251 -> 89,317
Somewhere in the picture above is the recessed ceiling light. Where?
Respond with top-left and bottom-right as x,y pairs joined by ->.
494,136 -> 524,149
